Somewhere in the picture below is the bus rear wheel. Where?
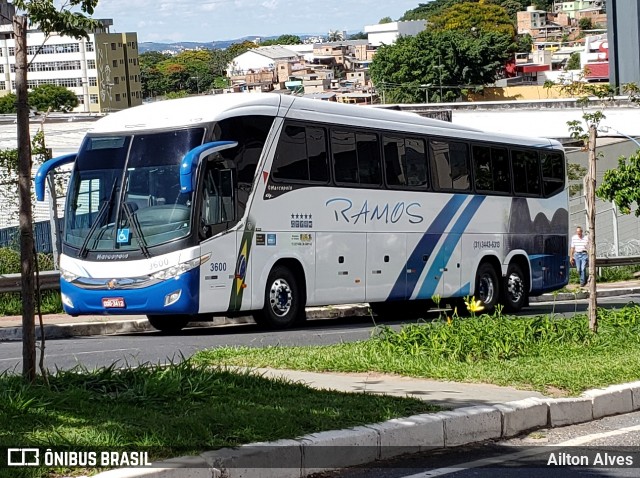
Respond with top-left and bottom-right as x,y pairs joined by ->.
475,263 -> 499,313
253,265 -> 305,329
503,263 -> 528,312
146,314 -> 190,333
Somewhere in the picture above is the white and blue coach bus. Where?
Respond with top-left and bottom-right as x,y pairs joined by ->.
35,94 -> 569,332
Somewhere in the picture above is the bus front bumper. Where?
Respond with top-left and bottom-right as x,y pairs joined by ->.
60,268 -> 200,315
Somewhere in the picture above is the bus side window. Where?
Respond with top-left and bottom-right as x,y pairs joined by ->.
472,145 -> 510,194
384,136 -> 428,189
332,129 -> 381,186
430,139 -> 470,191
541,151 -> 564,197
512,150 -> 541,196
272,123 -> 328,182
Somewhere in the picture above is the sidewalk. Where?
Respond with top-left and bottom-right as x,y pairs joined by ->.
1,279 -> 640,342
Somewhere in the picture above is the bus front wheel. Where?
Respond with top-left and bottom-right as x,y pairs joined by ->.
503,263 -> 528,312
253,265 -> 305,329
475,263 -> 499,313
146,314 -> 190,333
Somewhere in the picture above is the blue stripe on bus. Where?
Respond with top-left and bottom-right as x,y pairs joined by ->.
452,282 -> 471,298
387,194 -> 468,301
416,195 -> 486,300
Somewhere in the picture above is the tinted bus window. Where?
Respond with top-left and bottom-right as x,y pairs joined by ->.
512,150 -> 541,196
472,145 -> 510,194
272,124 -> 328,182
541,151 -> 565,197
430,140 -> 470,191
383,136 -> 428,188
332,130 -> 381,186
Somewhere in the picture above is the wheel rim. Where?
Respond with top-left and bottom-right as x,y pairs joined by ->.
269,278 -> 292,317
478,274 -> 495,305
507,272 -> 524,304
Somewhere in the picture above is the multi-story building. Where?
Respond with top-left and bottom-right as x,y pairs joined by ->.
554,0 -> 604,19
364,20 -> 427,47
0,2 -> 141,113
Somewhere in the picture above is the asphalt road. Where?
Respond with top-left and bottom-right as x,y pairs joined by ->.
0,294 -> 639,372
314,411 -> 640,478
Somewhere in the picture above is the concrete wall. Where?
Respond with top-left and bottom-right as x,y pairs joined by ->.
466,85 -> 572,101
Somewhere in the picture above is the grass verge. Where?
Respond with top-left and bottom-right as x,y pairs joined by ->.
194,305 -> 640,396
0,359 -> 437,478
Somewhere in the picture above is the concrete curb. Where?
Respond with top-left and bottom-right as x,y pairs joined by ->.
95,380 -> 640,478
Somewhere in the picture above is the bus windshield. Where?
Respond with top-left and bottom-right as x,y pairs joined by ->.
64,128 -> 205,255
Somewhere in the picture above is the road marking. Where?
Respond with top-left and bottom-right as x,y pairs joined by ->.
0,348 -> 138,362
401,424 -> 640,478
557,423 -> 640,445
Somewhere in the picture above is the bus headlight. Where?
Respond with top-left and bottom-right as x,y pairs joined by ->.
61,293 -> 74,309
60,268 -> 79,282
150,254 -> 211,281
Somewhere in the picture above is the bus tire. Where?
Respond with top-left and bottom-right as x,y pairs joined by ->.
475,263 -> 499,313
503,263 -> 528,312
254,265 -> 305,329
146,314 -> 190,333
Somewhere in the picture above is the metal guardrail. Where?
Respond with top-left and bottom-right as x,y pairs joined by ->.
0,256 -> 638,294
0,271 -> 60,294
594,256 -> 640,267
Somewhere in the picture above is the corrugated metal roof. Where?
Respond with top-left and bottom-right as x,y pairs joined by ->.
253,46 -> 300,60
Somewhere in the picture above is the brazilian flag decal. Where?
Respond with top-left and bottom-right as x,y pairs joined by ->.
228,224 -> 255,312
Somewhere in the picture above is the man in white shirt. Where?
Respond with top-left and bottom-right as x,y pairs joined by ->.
569,226 -> 589,287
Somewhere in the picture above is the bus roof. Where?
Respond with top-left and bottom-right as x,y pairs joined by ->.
89,94 -> 561,149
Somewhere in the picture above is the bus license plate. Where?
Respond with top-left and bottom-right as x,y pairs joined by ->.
102,297 -> 125,308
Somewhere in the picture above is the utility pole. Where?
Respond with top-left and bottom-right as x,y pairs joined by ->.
586,124 -> 597,332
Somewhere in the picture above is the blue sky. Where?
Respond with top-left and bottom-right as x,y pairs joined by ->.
87,0 -> 425,43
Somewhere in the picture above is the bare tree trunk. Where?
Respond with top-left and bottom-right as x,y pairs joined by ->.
14,14 -> 36,381
587,124 -> 598,332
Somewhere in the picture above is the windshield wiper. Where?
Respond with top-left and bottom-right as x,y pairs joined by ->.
119,203 -> 151,258
77,181 -> 118,258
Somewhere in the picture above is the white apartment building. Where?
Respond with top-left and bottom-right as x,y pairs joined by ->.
364,20 -> 427,47
0,6 -> 141,113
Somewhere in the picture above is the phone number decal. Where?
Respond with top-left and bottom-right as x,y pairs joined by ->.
473,240 -> 501,249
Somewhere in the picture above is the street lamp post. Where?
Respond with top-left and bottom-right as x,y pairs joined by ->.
420,83 -> 432,104
191,75 -> 200,95
597,125 -> 640,147
438,55 -> 444,101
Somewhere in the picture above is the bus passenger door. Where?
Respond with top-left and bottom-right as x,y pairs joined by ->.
315,233 -> 366,305
198,163 -> 239,314
366,233 -> 406,303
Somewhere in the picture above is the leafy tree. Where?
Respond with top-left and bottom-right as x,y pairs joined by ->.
400,0 -> 462,20
261,34 -> 302,46
0,93 -> 17,113
327,30 -> 344,42
2,0 -> 99,383
515,33 -> 533,53
225,41 -> 259,60
579,17 -> 593,31
28,84 -> 78,112
430,2 -> 516,39
379,16 -> 393,24
598,151 -> 640,216
140,51 -> 171,98
566,52 -> 581,70
370,29 -> 511,103
348,31 -> 368,40
498,0 -> 527,20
